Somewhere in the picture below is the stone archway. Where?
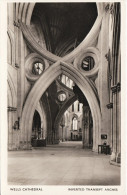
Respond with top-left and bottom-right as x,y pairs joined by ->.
54,95 -> 77,142
54,95 -> 77,131
17,2 -> 105,151
21,62 -> 101,151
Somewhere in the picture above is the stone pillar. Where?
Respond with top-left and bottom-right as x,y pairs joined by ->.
110,3 -> 121,163
82,106 -> 90,148
47,131 -> 52,145
8,107 -> 16,150
98,8 -> 111,146
110,83 -> 121,163
89,112 -> 93,148
55,127 -> 60,144
116,87 -> 121,163
106,103 -> 113,149
14,19 -> 29,149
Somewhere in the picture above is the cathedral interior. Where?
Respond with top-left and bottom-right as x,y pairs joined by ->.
7,2 -> 121,185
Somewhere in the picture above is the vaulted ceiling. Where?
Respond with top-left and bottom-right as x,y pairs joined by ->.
31,3 -> 97,57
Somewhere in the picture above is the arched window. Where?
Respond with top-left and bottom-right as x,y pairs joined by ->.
72,117 -> 78,130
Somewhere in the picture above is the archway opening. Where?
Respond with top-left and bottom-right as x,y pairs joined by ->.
31,110 -> 44,147
58,98 -> 93,149
37,72 -> 94,149
21,61 -> 101,151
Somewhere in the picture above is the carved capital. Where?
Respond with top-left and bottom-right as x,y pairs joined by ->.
8,106 -> 17,112
105,3 -> 110,12
111,85 -> 117,94
106,103 -> 113,109
13,117 -> 20,130
13,20 -> 20,28
117,82 -> 121,92
109,3 -> 114,14
109,74 -> 112,80
105,3 -> 114,14
111,83 -> 121,94
105,53 -> 109,61
15,63 -> 19,68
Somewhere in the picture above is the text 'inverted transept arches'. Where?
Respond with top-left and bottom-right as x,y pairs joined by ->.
21,62 -> 101,151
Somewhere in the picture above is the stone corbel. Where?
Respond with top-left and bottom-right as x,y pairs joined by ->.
106,103 -> 113,109
8,106 -> 17,112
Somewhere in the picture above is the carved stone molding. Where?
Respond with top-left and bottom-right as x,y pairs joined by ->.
106,103 -> 113,109
8,106 -> 17,112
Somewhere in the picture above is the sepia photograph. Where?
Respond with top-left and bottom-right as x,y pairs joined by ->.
0,1 -> 126,194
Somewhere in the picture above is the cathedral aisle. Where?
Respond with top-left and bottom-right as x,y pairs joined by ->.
8,142 -> 120,185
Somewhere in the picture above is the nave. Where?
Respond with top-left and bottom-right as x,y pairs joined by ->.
8,141 -> 120,185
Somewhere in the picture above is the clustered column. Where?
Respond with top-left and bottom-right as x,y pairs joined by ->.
111,83 -> 121,163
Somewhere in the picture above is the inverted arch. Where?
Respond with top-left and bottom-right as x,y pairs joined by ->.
20,3 -> 104,26
20,3 -> 103,64
21,62 -> 101,151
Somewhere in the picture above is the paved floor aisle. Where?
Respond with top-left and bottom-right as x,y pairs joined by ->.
8,141 -> 120,185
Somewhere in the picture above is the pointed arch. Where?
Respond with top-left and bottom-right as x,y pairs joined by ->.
21,62 -> 101,151
54,95 -> 77,131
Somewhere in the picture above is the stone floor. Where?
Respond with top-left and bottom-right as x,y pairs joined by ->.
8,141 -> 120,185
